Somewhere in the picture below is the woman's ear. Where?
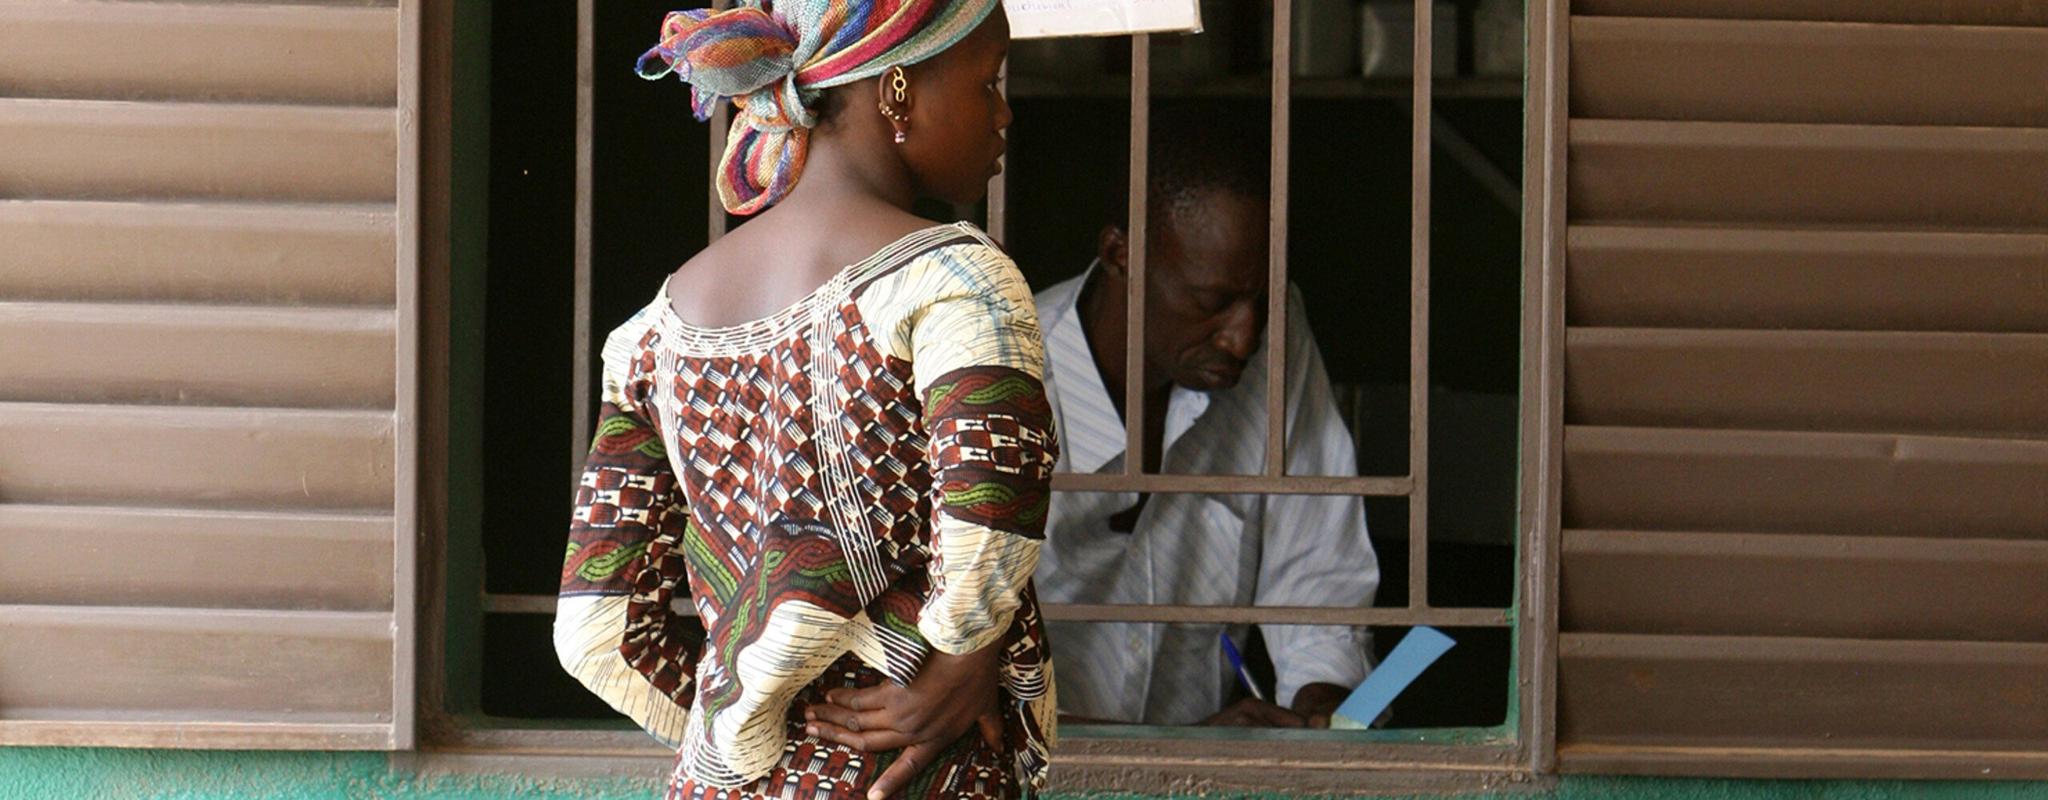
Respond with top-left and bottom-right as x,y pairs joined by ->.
876,65 -> 912,143
1096,223 -> 1129,281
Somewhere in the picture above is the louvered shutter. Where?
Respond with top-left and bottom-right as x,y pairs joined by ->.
0,1 -> 417,749
1557,0 -> 2048,777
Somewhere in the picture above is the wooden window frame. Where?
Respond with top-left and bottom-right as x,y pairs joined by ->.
411,0 -> 1572,793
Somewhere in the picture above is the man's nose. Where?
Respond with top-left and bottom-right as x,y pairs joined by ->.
1214,309 -> 1261,361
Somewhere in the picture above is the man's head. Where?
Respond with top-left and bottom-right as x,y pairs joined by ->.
1095,105 -> 1270,393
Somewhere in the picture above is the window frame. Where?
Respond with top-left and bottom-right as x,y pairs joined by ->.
411,0 -> 1572,792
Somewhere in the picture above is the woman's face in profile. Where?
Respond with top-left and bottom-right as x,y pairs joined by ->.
898,7 -> 1012,205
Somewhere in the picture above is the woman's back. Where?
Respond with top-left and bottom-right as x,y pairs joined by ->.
560,222 -> 1058,798
554,1 -> 1044,796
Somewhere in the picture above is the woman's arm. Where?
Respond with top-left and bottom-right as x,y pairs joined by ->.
554,321 -> 701,747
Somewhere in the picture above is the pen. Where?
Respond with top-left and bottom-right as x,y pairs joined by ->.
1219,630 -> 1266,702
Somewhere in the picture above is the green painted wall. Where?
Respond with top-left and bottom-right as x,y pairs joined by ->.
3,748 -> 2044,800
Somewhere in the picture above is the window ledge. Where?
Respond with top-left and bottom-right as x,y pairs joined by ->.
414,722 -> 1543,795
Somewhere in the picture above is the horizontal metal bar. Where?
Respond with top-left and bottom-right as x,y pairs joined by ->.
482,593 -> 557,614
484,593 -> 1505,627
1051,472 -> 1412,496
481,593 -> 700,618
1043,604 -> 1510,627
1004,75 -> 1522,100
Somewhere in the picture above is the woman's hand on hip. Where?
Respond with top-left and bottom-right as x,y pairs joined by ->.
804,644 -> 1006,800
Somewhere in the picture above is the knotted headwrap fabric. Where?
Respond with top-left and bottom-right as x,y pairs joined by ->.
637,0 -> 1000,215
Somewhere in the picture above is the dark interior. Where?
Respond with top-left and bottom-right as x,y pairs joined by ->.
477,0 -> 1523,731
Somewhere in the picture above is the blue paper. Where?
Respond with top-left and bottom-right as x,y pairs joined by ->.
1333,626 -> 1456,728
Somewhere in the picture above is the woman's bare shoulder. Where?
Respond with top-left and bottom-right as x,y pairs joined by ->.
662,206 -> 943,327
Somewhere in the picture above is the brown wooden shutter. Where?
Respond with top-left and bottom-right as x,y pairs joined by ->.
1557,0 -> 2048,777
0,1 -> 417,749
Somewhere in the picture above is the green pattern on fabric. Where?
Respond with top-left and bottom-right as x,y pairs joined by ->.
577,541 -> 650,582
878,608 -> 924,644
942,482 -> 1049,525
596,413 -> 668,459
959,375 -> 1039,405
926,373 -> 1040,410
925,382 -> 955,411
683,521 -> 738,605
799,560 -> 851,583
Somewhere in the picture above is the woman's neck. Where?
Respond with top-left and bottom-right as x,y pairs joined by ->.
774,125 -> 917,216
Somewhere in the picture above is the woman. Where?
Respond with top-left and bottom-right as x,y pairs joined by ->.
553,2 -> 1056,799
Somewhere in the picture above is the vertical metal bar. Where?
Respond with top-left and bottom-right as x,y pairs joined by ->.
707,0 -> 731,243
1520,0 -> 1569,772
1124,35 -> 1150,476
569,0 -> 595,493
987,59 -> 1008,243
391,0 -> 425,750
1407,0 -> 1433,610
1264,0 -> 1292,477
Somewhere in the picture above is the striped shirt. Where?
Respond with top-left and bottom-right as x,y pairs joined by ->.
1032,268 -> 1381,725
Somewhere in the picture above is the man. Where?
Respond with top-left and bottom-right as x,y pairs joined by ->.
1032,108 -> 1381,727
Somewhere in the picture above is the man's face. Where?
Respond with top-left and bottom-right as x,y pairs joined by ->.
1143,188 -> 1270,392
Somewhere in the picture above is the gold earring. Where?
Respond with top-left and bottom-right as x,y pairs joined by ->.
888,66 -> 908,103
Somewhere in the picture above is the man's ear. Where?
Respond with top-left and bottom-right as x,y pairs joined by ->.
1096,223 -> 1129,281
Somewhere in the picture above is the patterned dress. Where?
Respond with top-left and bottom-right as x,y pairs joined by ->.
556,223 -> 1059,799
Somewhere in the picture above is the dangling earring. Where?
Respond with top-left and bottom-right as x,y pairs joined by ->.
879,65 -> 910,143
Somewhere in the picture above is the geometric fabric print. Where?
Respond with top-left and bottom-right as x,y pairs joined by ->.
924,364 -> 1057,538
563,404 -> 684,596
558,398 -> 701,746
560,222 -> 1057,799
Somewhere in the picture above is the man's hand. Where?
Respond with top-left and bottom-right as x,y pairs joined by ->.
804,645 -> 1006,800
1199,697 -> 1308,728
1289,682 -> 1351,728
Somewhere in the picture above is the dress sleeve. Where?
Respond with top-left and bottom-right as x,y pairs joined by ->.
896,242 -> 1060,655
554,313 -> 700,747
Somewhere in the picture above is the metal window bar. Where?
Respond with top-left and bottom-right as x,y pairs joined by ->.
1264,0 -> 1292,478
1123,34 -> 1150,476
525,0 -> 1504,666
708,0 -> 732,244
568,0 -> 596,486
1408,0 -> 1435,610
986,58 -> 1007,242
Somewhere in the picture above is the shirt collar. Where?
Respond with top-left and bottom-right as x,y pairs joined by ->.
1042,262 -> 1217,474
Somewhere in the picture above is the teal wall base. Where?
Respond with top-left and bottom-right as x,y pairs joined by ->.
4,748 -> 2043,800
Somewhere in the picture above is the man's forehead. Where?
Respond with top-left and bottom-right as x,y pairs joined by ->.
1158,194 -> 1268,291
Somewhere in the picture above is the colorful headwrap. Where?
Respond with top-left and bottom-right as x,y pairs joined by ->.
638,0 -> 1000,215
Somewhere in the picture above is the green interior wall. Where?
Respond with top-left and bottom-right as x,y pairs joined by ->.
4,748 -> 2043,800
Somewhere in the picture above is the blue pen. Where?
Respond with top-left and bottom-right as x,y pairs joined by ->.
1219,630 -> 1265,702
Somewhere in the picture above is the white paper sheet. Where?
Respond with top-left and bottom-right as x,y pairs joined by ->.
1002,0 -> 1204,39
